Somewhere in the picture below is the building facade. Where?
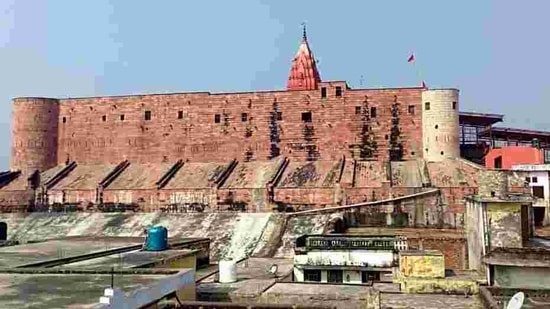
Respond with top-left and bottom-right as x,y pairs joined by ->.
512,164 -> 550,226
293,234 -> 408,284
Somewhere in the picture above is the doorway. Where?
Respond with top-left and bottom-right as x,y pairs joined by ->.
521,205 -> 530,242
361,271 -> 380,284
327,270 -> 343,283
534,207 -> 546,227
0,222 -> 7,241
494,156 -> 502,169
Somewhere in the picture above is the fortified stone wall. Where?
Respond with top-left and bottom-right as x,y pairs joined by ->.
11,98 -> 60,175
421,89 -> 460,162
10,85 -> 424,173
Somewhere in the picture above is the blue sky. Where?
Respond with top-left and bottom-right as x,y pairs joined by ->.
0,0 -> 549,169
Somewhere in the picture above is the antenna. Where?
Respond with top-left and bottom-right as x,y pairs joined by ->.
506,292 -> 525,309
360,75 -> 364,87
110,266 -> 114,289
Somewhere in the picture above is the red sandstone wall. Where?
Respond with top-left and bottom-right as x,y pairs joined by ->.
344,188 -> 389,204
54,86 -> 423,165
0,190 -> 34,212
217,188 -> 271,212
273,187 -> 336,206
48,189 -> 96,205
11,98 -> 59,174
102,189 -> 160,211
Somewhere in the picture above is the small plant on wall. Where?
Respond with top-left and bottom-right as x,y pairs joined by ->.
221,112 -> 230,135
245,123 -> 254,138
389,100 -> 403,161
358,99 -> 378,160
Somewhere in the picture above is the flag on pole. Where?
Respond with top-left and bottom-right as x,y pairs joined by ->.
408,52 -> 426,89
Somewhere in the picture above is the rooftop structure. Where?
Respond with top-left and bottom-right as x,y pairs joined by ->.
483,247 -> 550,289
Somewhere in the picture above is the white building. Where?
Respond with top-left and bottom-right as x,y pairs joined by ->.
512,164 -> 550,226
293,235 -> 407,285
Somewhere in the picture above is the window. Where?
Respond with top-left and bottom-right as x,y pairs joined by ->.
440,151 -> 444,155
276,112 -> 283,121
370,106 -> 377,118
120,114 -> 125,121
335,86 -> 342,97
214,114 -> 221,123
545,150 -> 550,164
321,87 -> 327,98
525,177 -> 531,184
435,125 -> 438,129
532,177 -> 538,183
301,112 -> 312,123
425,102 -> 430,110
144,110 -> 151,121
361,271 -> 369,284
362,271 -> 380,283
241,113 -> 248,122
408,105 -> 415,115
304,269 -> 321,282
62,117 -> 66,123
102,115 -> 106,122
178,111 -> 183,119
355,106 -> 362,115
533,186 -> 545,199
452,101 -> 457,110
327,270 -> 343,283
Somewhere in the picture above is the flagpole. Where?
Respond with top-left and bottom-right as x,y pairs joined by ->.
409,52 -> 426,89
416,62 -> 425,88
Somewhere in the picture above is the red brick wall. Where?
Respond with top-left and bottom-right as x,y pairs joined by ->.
407,238 -> 467,270
48,86 -> 423,166
439,187 -> 477,214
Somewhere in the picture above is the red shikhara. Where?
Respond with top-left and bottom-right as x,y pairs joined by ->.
287,28 -> 321,91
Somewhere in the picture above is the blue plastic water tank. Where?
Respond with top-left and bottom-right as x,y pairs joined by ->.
146,226 -> 168,251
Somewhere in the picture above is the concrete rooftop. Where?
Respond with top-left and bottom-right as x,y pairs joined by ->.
0,237 -> 143,268
0,272 -> 172,309
197,257 -> 293,300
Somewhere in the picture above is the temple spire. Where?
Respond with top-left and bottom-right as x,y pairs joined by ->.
287,24 -> 322,91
